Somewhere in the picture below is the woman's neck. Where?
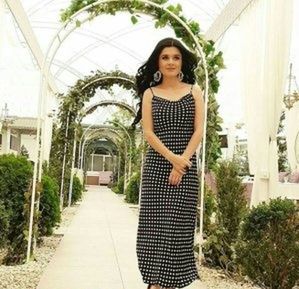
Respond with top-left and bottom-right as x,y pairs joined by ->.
159,77 -> 183,89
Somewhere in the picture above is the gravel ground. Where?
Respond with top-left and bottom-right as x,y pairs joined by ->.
199,266 -> 260,289
0,203 -> 80,289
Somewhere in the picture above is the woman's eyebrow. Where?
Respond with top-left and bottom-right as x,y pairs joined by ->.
161,53 -> 181,57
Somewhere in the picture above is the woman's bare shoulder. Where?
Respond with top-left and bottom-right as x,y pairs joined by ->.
192,84 -> 204,102
143,87 -> 154,101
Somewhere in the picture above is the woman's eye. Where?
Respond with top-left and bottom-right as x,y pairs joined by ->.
161,55 -> 181,60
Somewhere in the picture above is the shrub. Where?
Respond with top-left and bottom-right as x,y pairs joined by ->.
112,175 -> 124,195
0,154 -> 33,264
196,182 -> 217,235
0,200 -> 9,248
125,171 -> 140,204
39,175 -> 61,236
71,175 -> 83,204
203,160 -> 248,272
107,172 -> 117,189
203,184 -> 217,236
216,160 -> 248,241
236,198 -> 299,289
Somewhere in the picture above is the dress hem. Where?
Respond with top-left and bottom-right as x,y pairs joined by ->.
143,273 -> 201,289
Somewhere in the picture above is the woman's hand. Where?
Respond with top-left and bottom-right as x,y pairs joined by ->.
169,167 -> 184,186
169,154 -> 192,174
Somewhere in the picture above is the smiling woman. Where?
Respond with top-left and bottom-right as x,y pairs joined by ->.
135,37 -> 205,289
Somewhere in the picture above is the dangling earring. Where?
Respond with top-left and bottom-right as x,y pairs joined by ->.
153,70 -> 162,82
178,71 -> 184,81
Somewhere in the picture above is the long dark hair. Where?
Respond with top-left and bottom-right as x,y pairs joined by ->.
131,37 -> 198,129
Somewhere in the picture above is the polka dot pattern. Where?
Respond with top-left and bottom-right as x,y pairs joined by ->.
136,85 -> 200,288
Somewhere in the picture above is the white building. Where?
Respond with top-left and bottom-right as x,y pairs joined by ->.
0,116 -> 37,161
0,116 -> 53,162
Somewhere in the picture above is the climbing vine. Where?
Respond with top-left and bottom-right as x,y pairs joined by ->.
49,70 -> 137,199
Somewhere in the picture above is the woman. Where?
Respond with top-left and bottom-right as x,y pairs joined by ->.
134,37 -> 205,289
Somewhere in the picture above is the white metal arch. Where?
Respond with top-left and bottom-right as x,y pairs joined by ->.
74,124 -> 132,195
81,128 -> 130,193
82,129 -> 124,171
79,75 -> 137,121
82,100 -> 136,120
28,0 -> 210,268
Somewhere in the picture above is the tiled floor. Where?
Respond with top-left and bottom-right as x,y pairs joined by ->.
37,185 -> 207,289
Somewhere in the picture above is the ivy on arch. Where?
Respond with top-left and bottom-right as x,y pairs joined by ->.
49,70 -> 137,188
58,69 -> 136,127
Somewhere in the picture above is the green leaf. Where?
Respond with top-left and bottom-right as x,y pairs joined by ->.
131,15 -> 138,24
75,20 -> 81,27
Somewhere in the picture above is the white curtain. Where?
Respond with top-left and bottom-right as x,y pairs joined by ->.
240,0 -> 293,206
0,1 -> 4,57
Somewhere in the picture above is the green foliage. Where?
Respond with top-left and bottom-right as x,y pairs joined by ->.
236,198 -> 299,289
203,225 -> 231,270
232,143 -> 250,176
0,154 -> 33,264
277,111 -> 289,172
0,200 -> 9,248
130,15 -> 138,24
39,175 -> 61,236
49,70 -> 136,206
205,93 -> 223,171
203,160 -> 248,272
215,160 -> 248,241
71,176 -> 83,204
114,175 -> 125,195
105,111 -> 141,188
125,171 -> 141,204
202,185 -> 217,236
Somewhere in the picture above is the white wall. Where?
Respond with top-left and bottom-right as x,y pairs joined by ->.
21,134 -> 36,161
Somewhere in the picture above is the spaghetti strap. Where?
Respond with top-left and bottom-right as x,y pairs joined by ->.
149,87 -> 154,96
190,84 -> 193,93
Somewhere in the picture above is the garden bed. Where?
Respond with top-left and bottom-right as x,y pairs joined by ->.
0,204 -> 80,289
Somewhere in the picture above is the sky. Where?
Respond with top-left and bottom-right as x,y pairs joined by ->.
0,0 -> 298,130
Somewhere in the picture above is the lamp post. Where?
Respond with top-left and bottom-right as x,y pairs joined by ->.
284,63 -> 299,109
0,103 -> 16,153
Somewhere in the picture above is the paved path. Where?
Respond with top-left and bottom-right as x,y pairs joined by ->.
37,185 -> 207,289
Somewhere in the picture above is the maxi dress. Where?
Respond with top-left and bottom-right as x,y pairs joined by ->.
136,85 -> 200,288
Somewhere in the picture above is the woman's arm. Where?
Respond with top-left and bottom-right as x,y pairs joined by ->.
182,85 -> 205,160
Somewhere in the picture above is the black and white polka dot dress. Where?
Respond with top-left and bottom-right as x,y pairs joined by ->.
136,85 -> 200,288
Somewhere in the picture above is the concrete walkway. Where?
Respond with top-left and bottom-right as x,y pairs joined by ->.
37,186 -> 206,289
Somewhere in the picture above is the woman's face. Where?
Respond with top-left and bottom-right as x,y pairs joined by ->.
158,46 -> 182,78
